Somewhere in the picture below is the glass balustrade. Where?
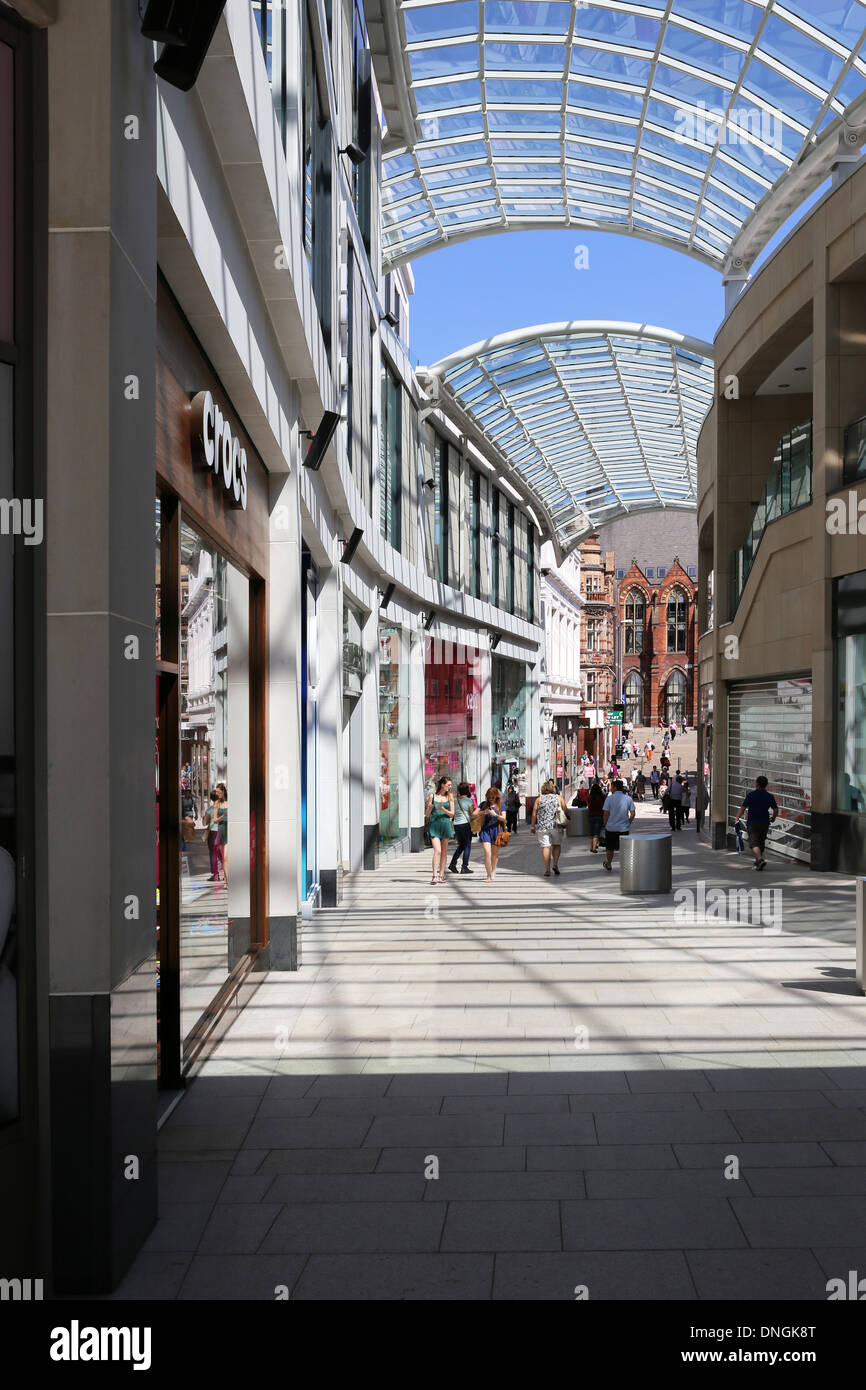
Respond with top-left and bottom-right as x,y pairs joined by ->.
729,420 -> 812,616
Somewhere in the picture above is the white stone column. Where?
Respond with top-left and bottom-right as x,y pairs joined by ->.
226,564 -> 250,963
317,562 -> 342,904
408,625 -> 426,850
478,642 -> 493,793
267,466 -> 303,967
527,660 -> 542,796
361,603 -> 380,868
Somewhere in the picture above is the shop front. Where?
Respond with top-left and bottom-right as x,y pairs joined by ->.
727,677 -> 812,863
424,638 -> 482,797
833,569 -> 866,872
155,282 -> 268,1086
491,654 -> 528,791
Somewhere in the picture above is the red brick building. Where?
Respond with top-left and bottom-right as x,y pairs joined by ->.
619,557 -> 698,729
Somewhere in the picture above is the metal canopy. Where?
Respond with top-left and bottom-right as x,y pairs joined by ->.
375,0 -> 866,272
424,320 -> 714,552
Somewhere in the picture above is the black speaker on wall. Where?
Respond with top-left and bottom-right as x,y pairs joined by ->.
143,0 -> 228,92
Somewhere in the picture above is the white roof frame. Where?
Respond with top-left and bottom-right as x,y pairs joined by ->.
424,320 -> 714,553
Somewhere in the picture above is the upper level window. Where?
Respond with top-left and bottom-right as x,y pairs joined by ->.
380,365 -> 402,551
491,490 -> 500,603
434,434 -> 448,584
506,502 -> 515,614
586,618 -> 600,652
623,590 -> 645,654
470,471 -> 481,599
302,6 -> 332,357
527,526 -> 535,623
667,588 -> 687,652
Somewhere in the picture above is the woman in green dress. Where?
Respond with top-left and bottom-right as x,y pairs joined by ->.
425,776 -> 455,884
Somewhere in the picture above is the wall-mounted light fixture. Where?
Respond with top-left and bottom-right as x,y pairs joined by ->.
143,0 -> 228,91
381,310 -> 400,330
379,582 -> 395,609
341,528 -> 364,566
339,141 -> 367,167
423,609 -> 437,631
490,633 -> 501,650
300,410 -> 341,470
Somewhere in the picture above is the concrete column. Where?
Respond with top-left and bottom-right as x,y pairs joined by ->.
527,661 -> 541,796
44,0 -> 157,1292
361,604 -> 380,868
267,466 -> 303,967
408,626 -> 426,850
478,643 -> 492,792
317,563 -> 341,904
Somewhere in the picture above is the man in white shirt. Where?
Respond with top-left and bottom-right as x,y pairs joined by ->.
602,779 -> 636,872
667,772 -> 684,831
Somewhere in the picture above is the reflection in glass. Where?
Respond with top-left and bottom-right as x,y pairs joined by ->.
178,522 -> 249,1058
379,624 -> 408,845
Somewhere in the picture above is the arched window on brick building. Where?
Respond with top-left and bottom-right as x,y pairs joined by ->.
624,670 -> 643,727
664,669 -> 686,726
623,589 -> 645,654
666,587 -> 688,652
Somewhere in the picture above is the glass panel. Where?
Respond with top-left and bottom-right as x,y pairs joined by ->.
836,630 -> 866,814
178,522 -> 250,1063
491,654 -> 527,790
404,2 -> 478,42
844,417 -> 866,485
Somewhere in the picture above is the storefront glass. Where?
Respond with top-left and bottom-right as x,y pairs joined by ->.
379,623 -> 408,845
0,358 -> 17,1122
424,638 -> 481,796
834,571 -> 866,813
698,681 -> 713,833
491,654 -> 527,789
727,678 -> 812,862
178,520 -> 250,1059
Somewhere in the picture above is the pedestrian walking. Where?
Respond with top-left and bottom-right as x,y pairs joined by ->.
667,772 -> 684,831
448,782 -> 475,875
601,779 -> 636,872
425,776 -> 455,884
478,786 -> 507,881
681,776 -> 691,822
650,765 -> 660,799
736,775 -> 778,870
504,781 -> 521,834
530,778 -> 570,877
587,779 -> 606,854
635,769 -> 646,802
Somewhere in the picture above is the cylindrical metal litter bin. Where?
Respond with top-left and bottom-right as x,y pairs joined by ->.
567,807 -> 589,838
619,832 -> 672,894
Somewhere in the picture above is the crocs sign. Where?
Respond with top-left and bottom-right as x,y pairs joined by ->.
190,391 -> 248,510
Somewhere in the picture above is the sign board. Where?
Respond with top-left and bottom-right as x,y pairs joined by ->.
605,709 -> 623,726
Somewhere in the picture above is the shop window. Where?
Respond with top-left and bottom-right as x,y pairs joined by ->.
379,624 -> 408,846
667,587 -> 687,652
380,364 -> 402,550
424,639 -> 480,794
834,570 -> 866,814
624,589 -> 645,654
491,654 -> 527,789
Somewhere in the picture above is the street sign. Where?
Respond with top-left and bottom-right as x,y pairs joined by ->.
605,707 -> 624,726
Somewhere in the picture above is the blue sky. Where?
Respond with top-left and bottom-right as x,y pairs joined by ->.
408,229 -> 725,367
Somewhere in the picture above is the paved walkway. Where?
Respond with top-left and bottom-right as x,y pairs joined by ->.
111,805 -> 866,1301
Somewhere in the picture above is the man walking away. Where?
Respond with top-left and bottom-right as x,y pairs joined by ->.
601,778 -> 636,872
650,765 -> 660,799
681,775 -> 691,822
668,772 -> 684,830
736,775 -> 778,870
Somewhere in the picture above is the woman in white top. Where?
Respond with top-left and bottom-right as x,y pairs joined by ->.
530,779 -> 571,877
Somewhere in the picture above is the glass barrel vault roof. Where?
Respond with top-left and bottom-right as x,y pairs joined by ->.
426,321 -> 715,550
379,0 -> 866,268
